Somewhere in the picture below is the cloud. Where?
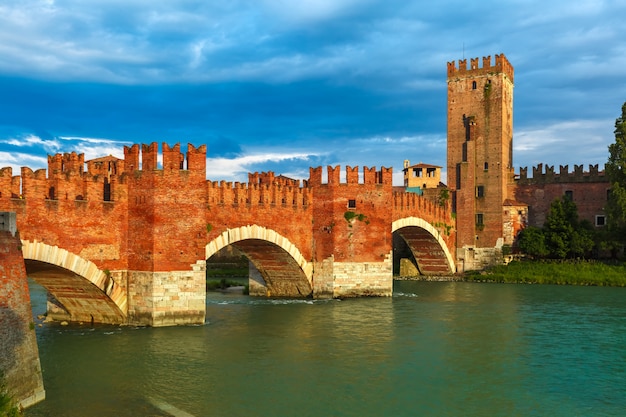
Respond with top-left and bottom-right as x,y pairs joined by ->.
260,0 -> 377,26
0,0 -> 624,191
206,151 -> 320,182
514,119 -> 613,169
0,151 -> 48,174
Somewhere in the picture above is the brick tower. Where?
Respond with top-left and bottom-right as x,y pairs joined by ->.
446,54 -> 516,260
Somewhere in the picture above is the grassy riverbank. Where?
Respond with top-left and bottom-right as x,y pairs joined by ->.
465,260 -> 626,286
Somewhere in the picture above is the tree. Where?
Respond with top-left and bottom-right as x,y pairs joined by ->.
535,196 -> 594,259
517,226 -> 548,258
543,197 -> 574,258
606,102 -> 626,244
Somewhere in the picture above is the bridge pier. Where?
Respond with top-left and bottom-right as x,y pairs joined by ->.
126,261 -> 206,327
312,255 -> 393,298
0,213 -> 45,409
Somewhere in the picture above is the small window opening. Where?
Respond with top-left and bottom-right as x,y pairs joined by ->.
348,199 -> 356,209
564,190 -> 573,200
595,215 -> 606,227
472,81 -> 477,90
48,186 -> 56,200
104,179 -> 112,201
476,213 -> 484,226
484,162 -> 489,171
476,185 -> 485,198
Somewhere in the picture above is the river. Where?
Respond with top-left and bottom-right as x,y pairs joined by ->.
24,279 -> 626,417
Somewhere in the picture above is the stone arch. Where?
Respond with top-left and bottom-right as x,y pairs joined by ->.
392,217 -> 455,275
21,240 -> 127,319
205,225 -> 313,297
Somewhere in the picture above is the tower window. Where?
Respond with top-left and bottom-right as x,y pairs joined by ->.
476,185 -> 485,198
476,213 -> 484,226
348,199 -> 356,209
564,190 -> 573,200
484,162 -> 489,171
472,81 -> 477,90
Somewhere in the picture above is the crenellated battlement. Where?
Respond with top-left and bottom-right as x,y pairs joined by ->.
0,147 -> 152,202
47,152 -> 85,178
517,163 -> 607,184
122,142 -> 207,176
248,171 -> 303,187
447,53 -> 514,82
392,190 -> 451,223
207,179 -> 310,208
308,165 -> 393,186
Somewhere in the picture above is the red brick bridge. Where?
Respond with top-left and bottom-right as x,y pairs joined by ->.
0,143 -> 455,326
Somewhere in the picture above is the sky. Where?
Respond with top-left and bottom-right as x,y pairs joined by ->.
0,0 -> 624,185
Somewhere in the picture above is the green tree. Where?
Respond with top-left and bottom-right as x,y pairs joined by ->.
570,227 -> 594,258
543,197 -> 574,258
517,226 -> 548,258
541,196 -> 594,258
606,102 -> 626,245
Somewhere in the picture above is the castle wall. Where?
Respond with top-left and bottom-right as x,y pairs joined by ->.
514,164 -> 609,228
0,163 -> 129,272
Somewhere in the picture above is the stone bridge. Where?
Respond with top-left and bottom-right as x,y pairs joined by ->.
0,142 -> 455,327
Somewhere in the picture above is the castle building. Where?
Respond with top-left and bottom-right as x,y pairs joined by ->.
445,53 -> 610,270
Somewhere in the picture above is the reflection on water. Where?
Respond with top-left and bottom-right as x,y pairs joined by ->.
25,279 -> 626,417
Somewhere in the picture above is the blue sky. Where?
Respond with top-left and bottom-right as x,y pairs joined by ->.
0,0 -> 624,185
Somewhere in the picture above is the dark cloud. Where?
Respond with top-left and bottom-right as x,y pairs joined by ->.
0,0 -> 624,182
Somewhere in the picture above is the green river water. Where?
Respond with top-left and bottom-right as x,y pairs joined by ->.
24,279 -> 626,417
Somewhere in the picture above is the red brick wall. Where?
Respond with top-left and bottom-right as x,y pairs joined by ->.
0,144 -> 455,277
310,165 -> 394,263
514,181 -> 609,228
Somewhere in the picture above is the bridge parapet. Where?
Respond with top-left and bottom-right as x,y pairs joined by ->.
207,180 -> 311,208
392,191 -> 451,222
392,190 -> 456,260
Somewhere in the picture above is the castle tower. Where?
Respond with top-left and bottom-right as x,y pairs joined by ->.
446,54 -> 515,250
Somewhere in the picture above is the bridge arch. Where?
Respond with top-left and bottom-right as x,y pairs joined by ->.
21,240 -> 127,322
205,225 -> 313,297
392,217 -> 455,275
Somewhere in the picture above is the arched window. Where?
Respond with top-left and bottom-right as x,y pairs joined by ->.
472,81 -> 477,90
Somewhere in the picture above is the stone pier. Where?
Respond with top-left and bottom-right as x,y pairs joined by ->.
0,212 -> 45,409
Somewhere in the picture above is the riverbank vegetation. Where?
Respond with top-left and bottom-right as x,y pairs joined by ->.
206,278 -> 249,294
0,373 -> 22,417
206,250 -> 249,293
465,260 -> 626,286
